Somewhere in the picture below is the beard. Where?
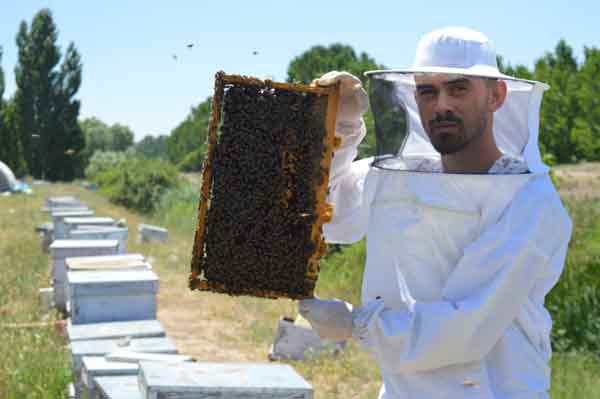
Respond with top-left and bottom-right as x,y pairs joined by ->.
427,111 -> 488,155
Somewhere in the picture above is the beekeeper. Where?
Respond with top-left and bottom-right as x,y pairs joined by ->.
299,27 -> 572,398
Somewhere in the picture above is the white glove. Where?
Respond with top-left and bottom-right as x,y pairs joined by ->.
298,298 -> 354,342
315,71 -> 369,123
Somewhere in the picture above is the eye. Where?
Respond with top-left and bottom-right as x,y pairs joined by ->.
416,88 -> 436,99
449,85 -> 468,96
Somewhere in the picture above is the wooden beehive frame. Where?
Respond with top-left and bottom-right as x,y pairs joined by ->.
189,71 -> 340,299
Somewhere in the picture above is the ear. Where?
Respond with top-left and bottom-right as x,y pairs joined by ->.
488,80 -> 507,112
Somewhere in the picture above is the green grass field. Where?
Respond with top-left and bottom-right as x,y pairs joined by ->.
1,177 -> 600,398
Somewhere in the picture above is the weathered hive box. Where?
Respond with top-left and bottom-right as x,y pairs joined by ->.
63,217 -> 116,237
50,240 -> 119,312
69,227 -> 129,254
46,196 -> 81,207
66,269 -> 159,324
137,224 -> 168,243
82,354 -> 192,399
93,376 -> 141,399
42,205 -> 90,214
138,362 -> 314,399
67,319 -> 166,342
66,254 -> 150,272
70,336 -> 179,376
81,357 -> 141,399
52,210 -> 96,239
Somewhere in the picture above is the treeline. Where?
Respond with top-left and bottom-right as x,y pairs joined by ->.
0,9 -> 84,180
1,8 -> 598,181
159,41 -> 600,170
499,40 -> 600,163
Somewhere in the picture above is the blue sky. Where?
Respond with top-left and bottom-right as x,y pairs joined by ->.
2,1 -> 598,141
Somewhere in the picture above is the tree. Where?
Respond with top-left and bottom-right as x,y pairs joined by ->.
166,98 -> 211,168
56,43 -> 85,180
0,47 -> 27,175
286,44 -> 383,158
534,40 -> 581,163
80,117 -> 134,164
13,21 -> 35,173
571,46 -> 600,161
13,9 -> 84,180
135,135 -> 169,159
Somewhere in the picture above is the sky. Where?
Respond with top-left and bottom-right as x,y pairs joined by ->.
2,1 -> 599,141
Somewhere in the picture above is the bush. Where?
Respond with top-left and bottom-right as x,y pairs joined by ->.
546,198 -> 600,354
177,148 -> 205,172
152,181 -> 201,234
96,157 -> 181,213
84,150 -> 129,179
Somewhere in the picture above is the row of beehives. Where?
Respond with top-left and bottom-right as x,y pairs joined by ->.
38,195 -> 314,399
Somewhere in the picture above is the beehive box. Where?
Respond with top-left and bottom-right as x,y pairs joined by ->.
46,196 -> 81,208
67,319 -> 166,342
81,357 -> 141,399
63,217 -> 116,237
138,362 -> 313,399
50,240 -> 120,312
93,376 -> 141,399
69,227 -> 129,254
189,72 -> 340,299
66,270 -> 159,324
52,210 -> 95,239
70,336 -> 178,376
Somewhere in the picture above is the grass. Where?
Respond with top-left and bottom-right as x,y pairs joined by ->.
0,190 -> 72,399
1,170 -> 600,398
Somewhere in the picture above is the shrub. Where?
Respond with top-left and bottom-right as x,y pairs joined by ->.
177,148 -> 205,172
96,157 -> 181,213
547,198 -> 600,354
84,150 -> 129,179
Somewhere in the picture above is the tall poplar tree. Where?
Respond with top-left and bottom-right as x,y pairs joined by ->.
13,8 -> 84,180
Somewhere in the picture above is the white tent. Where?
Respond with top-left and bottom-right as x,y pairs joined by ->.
0,161 -> 17,192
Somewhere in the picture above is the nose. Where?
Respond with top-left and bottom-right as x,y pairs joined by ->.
433,90 -> 455,115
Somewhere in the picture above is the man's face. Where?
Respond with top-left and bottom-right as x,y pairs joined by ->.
414,74 -> 497,155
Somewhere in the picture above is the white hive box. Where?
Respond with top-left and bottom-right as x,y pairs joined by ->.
67,319 -> 166,342
66,269 -> 159,324
83,354 -> 192,399
70,336 -> 179,376
66,254 -> 150,272
137,224 -> 168,243
52,210 -> 95,239
69,227 -> 129,254
46,196 -> 81,207
63,217 -> 116,237
93,376 -> 141,399
42,205 -> 90,214
81,357 -> 141,399
50,240 -> 119,312
138,362 -> 314,399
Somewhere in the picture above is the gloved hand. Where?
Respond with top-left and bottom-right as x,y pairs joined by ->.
298,297 -> 354,342
314,71 -> 369,123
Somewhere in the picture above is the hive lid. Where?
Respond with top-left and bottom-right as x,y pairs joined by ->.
67,319 -> 165,341
139,362 -> 313,393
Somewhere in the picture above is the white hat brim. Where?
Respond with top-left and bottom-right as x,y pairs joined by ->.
365,66 -> 549,90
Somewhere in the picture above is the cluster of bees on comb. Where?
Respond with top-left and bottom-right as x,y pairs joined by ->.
189,72 -> 340,299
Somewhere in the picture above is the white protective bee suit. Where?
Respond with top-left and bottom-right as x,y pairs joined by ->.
302,27 -> 573,399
